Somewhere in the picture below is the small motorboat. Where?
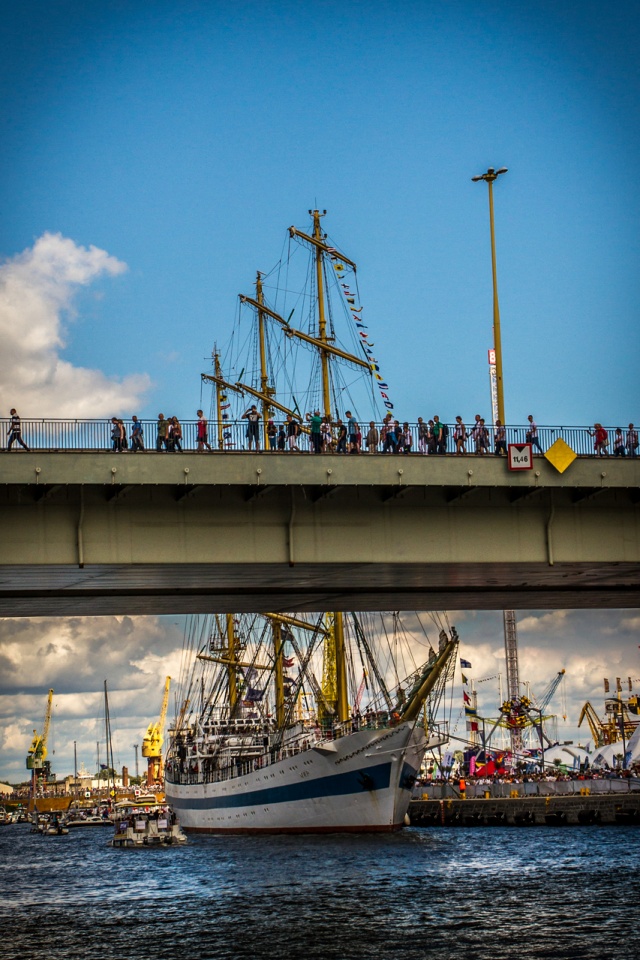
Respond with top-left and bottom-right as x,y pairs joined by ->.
109,795 -> 186,848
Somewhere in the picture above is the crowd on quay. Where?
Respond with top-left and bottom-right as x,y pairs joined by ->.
418,765 -> 640,786
4,406 -> 639,456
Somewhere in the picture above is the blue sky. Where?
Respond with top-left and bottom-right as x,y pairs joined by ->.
0,2 -> 638,783
1,0 -> 638,425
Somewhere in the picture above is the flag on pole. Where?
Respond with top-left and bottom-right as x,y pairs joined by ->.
460,658 -> 472,668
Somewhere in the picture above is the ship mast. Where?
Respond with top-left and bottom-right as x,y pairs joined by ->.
287,209 -> 365,420
255,271 -> 273,435
272,621 -> 285,728
334,612 -> 349,723
226,615 -> 237,711
312,210 -> 331,417
213,350 -> 224,450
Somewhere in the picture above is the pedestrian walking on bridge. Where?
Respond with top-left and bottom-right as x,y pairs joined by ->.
7,409 -> 29,451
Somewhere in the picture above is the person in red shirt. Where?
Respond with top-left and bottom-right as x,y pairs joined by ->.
588,423 -> 609,456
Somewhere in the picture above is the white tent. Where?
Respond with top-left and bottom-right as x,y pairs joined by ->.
542,744 -> 591,771
590,743 -> 625,769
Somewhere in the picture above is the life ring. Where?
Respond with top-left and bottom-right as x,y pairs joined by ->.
134,788 -> 141,797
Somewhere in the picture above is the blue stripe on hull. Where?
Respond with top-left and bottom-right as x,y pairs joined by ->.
169,761 -> 392,810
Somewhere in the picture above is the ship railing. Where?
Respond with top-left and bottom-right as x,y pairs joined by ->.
426,720 -> 450,741
1,418 -> 631,458
318,712 -> 405,742
167,727 -> 335,787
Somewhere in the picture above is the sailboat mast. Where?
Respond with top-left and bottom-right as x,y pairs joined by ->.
213,351 -> 224,451
226,615 -> 237,711
256,272 -> 271,435
104,680 -> 115,802
312,209 -> 332,418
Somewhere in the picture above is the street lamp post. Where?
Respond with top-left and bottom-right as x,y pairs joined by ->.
472,167 -> 508,425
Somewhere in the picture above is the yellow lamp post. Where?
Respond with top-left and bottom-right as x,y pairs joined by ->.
472,166 -> 508,425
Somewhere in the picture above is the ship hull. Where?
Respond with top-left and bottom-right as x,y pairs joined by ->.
165,722 -> 428,834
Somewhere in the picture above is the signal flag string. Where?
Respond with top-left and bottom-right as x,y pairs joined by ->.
329,254 -> 394,411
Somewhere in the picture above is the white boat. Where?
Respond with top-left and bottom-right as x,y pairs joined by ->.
64,813 -> 112,828
109,795 -> 187,848
30,814 -> 69,836
165,613 -> 458,833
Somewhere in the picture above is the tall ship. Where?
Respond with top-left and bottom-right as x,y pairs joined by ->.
165,612 -> 458,833
164,213 -> 457,832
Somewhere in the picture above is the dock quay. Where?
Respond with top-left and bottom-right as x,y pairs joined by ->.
408,793 -> 640,827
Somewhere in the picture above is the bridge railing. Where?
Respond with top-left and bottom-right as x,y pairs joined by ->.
0,418 -> 631,456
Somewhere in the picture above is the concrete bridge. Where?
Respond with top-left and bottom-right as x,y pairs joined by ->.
0,451 -> 638,616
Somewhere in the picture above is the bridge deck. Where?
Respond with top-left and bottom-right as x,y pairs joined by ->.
1,451 -> 638,615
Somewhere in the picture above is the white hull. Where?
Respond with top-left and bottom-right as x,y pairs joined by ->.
165,722 -> 431,833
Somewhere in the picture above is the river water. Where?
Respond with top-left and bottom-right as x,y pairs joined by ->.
1,824 -> 637,960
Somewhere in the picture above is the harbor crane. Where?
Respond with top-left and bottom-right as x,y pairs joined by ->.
533,669 -> 566,716
578,702 -> 607,748
26,688 -> 54,796
142,676 -> 171,786
578,695 -> 638,748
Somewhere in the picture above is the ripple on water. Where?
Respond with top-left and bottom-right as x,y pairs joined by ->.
1,826 -> 638,959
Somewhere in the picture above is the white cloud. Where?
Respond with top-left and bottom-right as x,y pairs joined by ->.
517,610 -> 570,633
0,615 -> 185,782
0,232 -> 151,416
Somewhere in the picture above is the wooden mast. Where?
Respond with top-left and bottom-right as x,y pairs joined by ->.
226,615 -> 237,711
213,350 -> 224,450
334,612 -> 349,723
256,271 -> 272,438
272,621 -> 285,729
312,209 -> 331,418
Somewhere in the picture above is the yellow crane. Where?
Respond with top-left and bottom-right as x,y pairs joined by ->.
142,676 -> 171,785
578,701 -> 607,747
26,688 -> 54,799
26,688 -> 54,771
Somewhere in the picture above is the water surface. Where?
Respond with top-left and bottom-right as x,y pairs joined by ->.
1,825 -> 636,959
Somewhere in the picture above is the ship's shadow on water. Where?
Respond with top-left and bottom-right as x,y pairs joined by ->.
1,826 -> 638,960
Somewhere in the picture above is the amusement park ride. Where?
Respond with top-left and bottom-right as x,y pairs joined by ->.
466,612 -> 567,763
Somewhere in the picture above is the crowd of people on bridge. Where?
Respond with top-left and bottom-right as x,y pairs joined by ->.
3,407 -> 639,457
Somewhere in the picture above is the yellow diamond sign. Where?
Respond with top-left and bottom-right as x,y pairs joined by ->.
545,437 -> 577,474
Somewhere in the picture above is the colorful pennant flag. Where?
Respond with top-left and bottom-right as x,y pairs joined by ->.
329,251 -> 394,411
